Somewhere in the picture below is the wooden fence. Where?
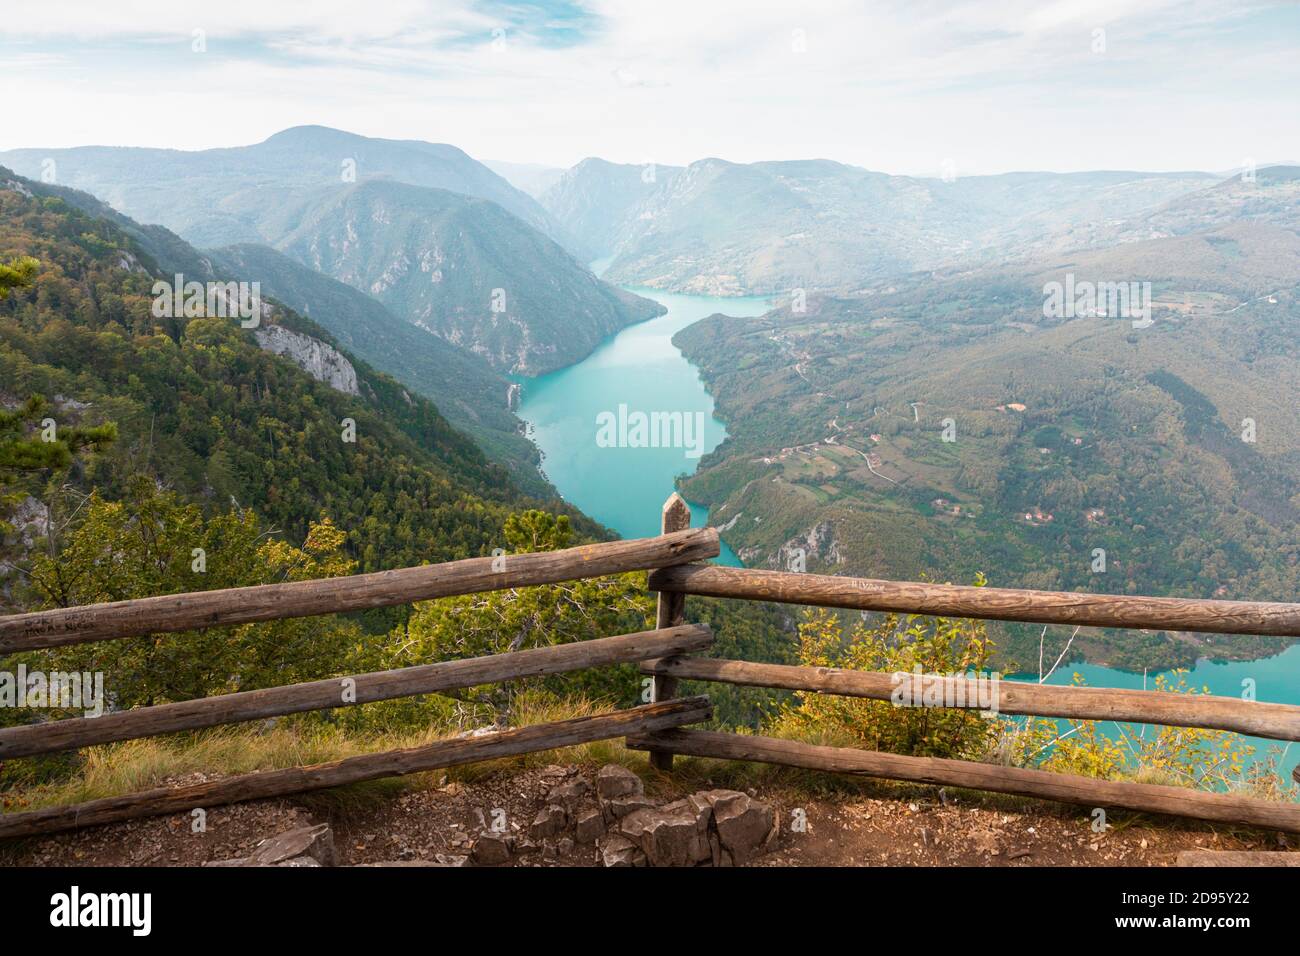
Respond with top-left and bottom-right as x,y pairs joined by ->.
2,495 -> 1300,843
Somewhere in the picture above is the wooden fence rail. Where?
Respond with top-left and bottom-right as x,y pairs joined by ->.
0,527 -> 719,654
627,728 -> 1300,834
649,564 -> 1300,636
0,698 -> 712,840
0,624 -> 713,760
3,491 -> 1299,846
639,656 -> 1300,741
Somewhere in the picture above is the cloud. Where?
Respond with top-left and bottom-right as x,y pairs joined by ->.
0,0 -> 1295,173
0,0 -> 458,39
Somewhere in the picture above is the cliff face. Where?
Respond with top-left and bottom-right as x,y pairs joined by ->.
253,325 -> 360,396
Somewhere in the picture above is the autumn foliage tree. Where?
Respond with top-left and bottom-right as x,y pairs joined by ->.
386,510 -> 654,720
22,479 -> 362,708
0,255 -> 37,300
769,583 -> 1001,760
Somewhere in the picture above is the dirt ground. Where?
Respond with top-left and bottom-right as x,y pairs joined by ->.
1,763 -> 1293,867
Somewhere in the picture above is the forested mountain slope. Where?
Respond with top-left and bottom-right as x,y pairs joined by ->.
0,166 -> 790,731
0,166 -> 590,586
674,226 -> 1300,669
202,242 -> 549,495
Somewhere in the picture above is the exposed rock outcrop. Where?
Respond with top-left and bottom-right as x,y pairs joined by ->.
595,764 -> 643,801
2,178 -> 34,198
253,325 -> 360,396
6,496 -> 50,548
776,520 -> 843,570
469,831 -> 512,866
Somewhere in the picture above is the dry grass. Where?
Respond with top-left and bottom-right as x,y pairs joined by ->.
0,692 -> 652,815
4,691 -> 1294,826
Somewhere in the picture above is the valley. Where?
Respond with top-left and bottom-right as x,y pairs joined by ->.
511,263 -> 771,558
663,199 -> 1300,680
4,4 -> 1300,889
6,136 -> 1294,686
510,241 -> 1300,782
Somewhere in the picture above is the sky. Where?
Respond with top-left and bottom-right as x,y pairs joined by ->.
1,0 -> 1298,176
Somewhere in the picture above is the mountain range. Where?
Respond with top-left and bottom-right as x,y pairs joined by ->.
540,157 -> 1225,295
0,127 -> 662,376
0,126 -> 555,247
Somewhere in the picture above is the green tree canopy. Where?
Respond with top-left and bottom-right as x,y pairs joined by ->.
21,479 -> 362,708
0,255 -> 37,300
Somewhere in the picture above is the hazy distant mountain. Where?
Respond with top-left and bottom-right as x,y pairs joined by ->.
484,160 -> 567,199
202,243 -> 551,494
931,168 -> 1223,263
1117,165 -> 1300,240
543,156 -> 1220,295
1020,221 -> 1300,297
271,178 -> 664,374
957,166 -> 1300,266
1,127 -> 660,374
541,157 -> 683,265
0,126 -> 558,248
896,217 -> 1300,307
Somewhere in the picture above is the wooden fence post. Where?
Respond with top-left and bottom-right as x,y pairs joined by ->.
649,493 -> 692,771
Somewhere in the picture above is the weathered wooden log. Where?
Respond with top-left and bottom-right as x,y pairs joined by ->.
626,729 -> 1300,834
648,494 -> 693,771
639,656 -> 1300,741
649,564 -> 1300,636
0,697 -> 712,840
1176,850 -> 1300,866
0,527 -> 719,654
0,624 -> 713,760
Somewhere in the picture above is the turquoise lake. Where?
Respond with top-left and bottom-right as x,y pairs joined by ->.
513,267 -> 772,562
1010,644 -> 1300,784
513,265 -> 1299,785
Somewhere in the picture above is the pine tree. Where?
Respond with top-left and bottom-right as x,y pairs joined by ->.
0,396 -> 117,477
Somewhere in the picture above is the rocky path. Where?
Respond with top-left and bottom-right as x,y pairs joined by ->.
2,762 -> 1293,867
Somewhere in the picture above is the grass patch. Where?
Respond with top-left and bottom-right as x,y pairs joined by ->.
0,692 -> 649,816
